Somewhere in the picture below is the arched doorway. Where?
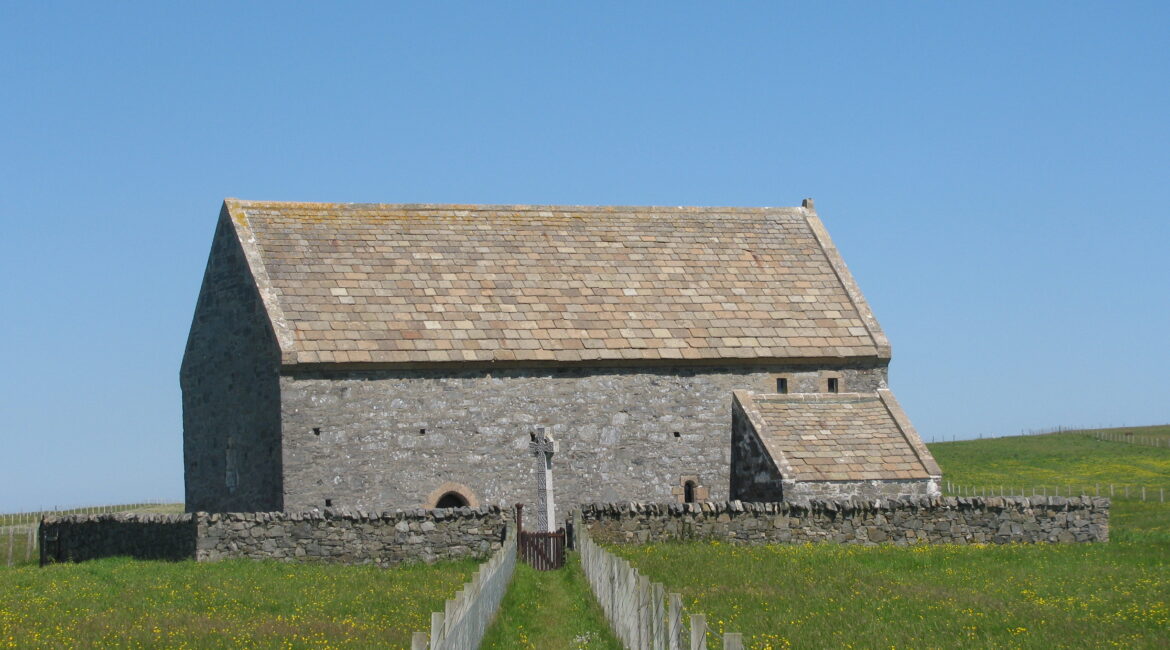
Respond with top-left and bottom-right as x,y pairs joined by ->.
424,482 -> 480,509
435,492 -> 469,508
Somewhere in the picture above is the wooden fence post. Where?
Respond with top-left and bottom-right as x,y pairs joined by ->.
668,593 -> 683,650
653,582 -> 666,650
430,611 -> 445,649
690,613 -> 707,650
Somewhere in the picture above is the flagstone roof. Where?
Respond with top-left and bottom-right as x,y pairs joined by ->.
223,199 -> 890,367
733,389 -> 941,481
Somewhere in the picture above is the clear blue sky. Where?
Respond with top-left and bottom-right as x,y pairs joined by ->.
1,3 -> 1167,512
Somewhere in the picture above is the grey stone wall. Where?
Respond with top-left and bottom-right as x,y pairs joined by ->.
40,507 -> 510,567
40,514 -> 196,563
196,507 -> 508,566
579,497 -> 1110,546
181,208 -> 284,512
279,362 -> 888,513
786,478 -> 939,504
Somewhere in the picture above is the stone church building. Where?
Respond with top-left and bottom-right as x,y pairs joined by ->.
181,199 -> 940,513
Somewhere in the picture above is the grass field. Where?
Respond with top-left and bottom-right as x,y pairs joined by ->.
0,556 -> 477,648
616,539 -> 1168,649
616,426 -> 1170,648
4,426 -> 1167,647
930,427 -> 1170,538
481,553 -> 621,650
930,426 -> 1170,491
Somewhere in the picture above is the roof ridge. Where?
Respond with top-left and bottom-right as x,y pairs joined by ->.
226,198 -> 807,214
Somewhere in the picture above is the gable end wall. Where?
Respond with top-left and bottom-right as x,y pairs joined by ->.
180,209 -> 283,512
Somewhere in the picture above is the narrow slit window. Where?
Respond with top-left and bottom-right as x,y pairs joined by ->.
684,481 -> 697,504
313,427 -> 321,436
324,498 -> 333,508
672,431 -> 681,438
776,378 -> 788,394
827,377 -> 839,393
419,428 -> 426,435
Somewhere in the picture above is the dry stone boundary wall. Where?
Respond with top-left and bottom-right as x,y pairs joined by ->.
38,497 -> 1109,567
40,507 -> 509,566
580,496 -> 1110,546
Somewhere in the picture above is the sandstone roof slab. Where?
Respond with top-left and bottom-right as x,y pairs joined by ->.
222,199 -> 889,367
735,389 -> 941,482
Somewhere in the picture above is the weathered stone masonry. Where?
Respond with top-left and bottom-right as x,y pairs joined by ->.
580,497 -> 1110,546
40,498 -> 1109,567
181,207 -> 284,513
280,363 -> 887,513
41,507 -> 509,567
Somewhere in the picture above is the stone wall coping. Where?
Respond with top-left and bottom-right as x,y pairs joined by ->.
42,506 -> 508,526
576,496 -> 1110,518
41,513 -> 196,525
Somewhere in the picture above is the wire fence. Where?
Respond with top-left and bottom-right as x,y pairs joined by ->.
935,425 -> 1169,443
943,482 -> 1166,503
2,501 -> 180,567
1093,430 -> 1170,449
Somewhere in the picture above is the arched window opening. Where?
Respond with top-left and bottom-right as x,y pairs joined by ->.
435,492 -> 469,508
424,482 -> 480,509
684,480 -> 697,504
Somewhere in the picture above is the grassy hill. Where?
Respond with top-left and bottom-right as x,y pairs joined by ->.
928,425 -> 1170,489
928,426 -> 1170,538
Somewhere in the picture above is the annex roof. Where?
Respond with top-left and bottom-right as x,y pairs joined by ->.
223,199 -> 890,367
733,389 -> 941,482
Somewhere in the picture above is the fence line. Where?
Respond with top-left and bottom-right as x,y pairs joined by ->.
411,526 -> 517,650
943,482 -> 1166,503
1093,431 -> 1170,449
577,514 -> 744,650
936,425 -> 1168,443
0,500 -> 178,527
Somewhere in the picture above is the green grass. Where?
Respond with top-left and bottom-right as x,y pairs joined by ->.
928,426 -> 1170,489
481,552 -> 621,650
928,426 -> 1170,538
615,540 -> 1169,649
0,527 -> 39,568
0,556 -> 477,648
614,425 -> 1170,648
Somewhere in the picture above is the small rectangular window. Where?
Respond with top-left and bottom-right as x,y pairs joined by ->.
776,378 -> 788,394
827,377 -> 839,393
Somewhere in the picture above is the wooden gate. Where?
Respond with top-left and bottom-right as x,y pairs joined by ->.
515,504 -> 565,570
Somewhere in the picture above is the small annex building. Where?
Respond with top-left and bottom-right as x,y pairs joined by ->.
731,390 -> 941,504
180,199 -> 941,513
